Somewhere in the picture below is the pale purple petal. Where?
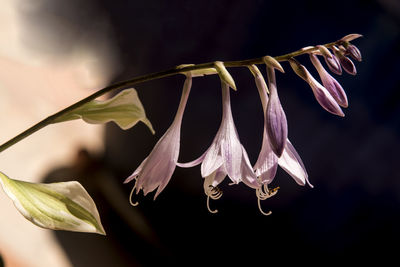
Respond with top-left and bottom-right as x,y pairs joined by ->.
254,130 -> 278,184
219,82 -> 246,184
135,126 -> 180,197
251,66 -> 279,184
221,132 -> 244,184
310,54 -> 348,107
125,75 -> 192,199
124,157 -> 148,183
201,143 -> 223,177
278,140 -> 312,187
258,163 -> 278,185
177,151 -> 207,168
266,66 -> 287,157
212,165 -> 228,187
240,146 -> 261,189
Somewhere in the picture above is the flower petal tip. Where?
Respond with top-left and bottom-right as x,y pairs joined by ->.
123,176 -> 134,184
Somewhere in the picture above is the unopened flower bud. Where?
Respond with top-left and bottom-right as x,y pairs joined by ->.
289,58 -> 344,116
324,53 -> 343,75
310,54 -> 348,107
266,65 -> 288,157
346,44 -> 362,62
333,47 -> 357,75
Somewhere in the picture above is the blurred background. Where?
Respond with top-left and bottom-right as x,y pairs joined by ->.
0,0 -> 399,266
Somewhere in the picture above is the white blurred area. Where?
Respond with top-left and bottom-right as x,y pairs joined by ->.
0,1 -> 119,266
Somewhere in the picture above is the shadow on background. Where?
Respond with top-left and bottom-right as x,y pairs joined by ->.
41,0 -> 399,265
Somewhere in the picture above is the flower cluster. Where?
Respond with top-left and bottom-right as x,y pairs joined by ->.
124,34 -> 362,214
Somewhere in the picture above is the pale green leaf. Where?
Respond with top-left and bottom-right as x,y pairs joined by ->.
0,172 -> 105,235
55,88 -> 155,134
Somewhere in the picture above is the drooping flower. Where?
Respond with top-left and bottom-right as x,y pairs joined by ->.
263,56 -> 287,157
289,58 -> 345,117
309,53 -> 348,107
178,80 -> 260,212
124,74 -> 192,202
249,65 -> 312,215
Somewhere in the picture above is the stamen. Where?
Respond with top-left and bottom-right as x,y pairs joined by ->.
257,196 -> 272,216
255,184 -> 280,216
207,195 -> 218,214
129,179 -> 139,206
205,185 -> 222,214
206,185 -> 223,200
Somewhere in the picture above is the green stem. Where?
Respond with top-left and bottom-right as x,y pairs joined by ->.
0,39 -> 340,153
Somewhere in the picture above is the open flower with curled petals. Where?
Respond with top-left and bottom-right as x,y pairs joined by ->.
249,65 -> 312,215
289,58 -> 345,117
178,80 -> 260,212
124,75 -> 192,202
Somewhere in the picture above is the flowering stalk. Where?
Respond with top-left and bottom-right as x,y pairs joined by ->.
0,34 -> 361,154
0,34 -> 363,231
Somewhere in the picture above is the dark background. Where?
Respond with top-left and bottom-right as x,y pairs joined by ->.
37,0 -> 399,266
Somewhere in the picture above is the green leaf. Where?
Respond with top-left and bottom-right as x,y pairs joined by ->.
0,172 -> 105,235
54,88 -> 155,134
